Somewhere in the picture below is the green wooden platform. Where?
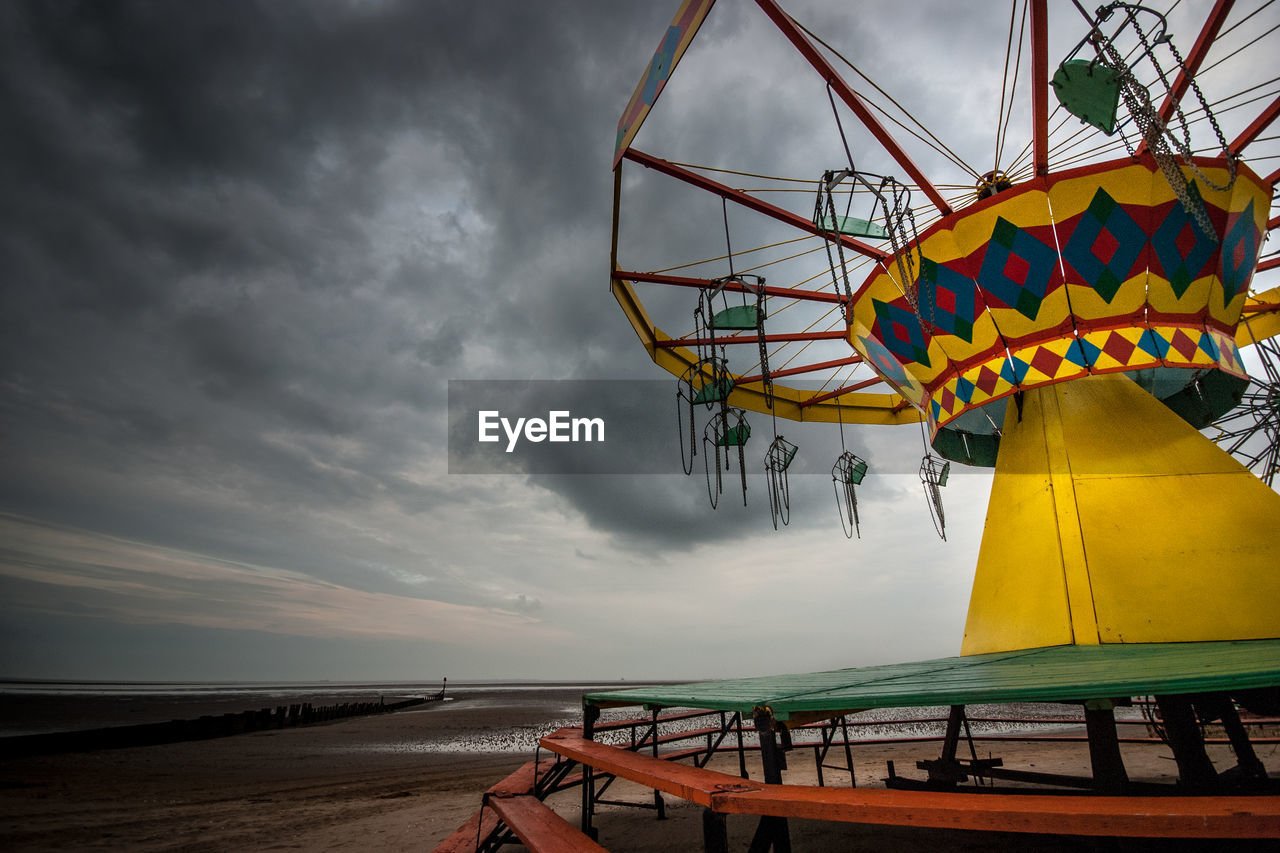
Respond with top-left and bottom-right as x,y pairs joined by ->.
585,640 -> 1280,720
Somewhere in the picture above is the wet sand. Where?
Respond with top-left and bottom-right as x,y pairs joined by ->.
1,689 -> 1276,851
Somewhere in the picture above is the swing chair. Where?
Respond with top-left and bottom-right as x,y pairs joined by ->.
703,407 -> 750,510
764,435 -> 798,530
919,452 -> 951,541
676,355 -> 734,475
1053,1 -> 1236,239
831,450 -> 869,540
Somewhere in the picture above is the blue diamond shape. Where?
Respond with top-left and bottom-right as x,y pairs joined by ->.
1151,183 -> 1216,298
1061,188 -> 1146,302
872,298 -> 931,367
976,218 -> 1060,320
955,376 -> 976,404
1220,200 -> 1258,306
859,333 -> 911,387
1136,330 -> 1162,359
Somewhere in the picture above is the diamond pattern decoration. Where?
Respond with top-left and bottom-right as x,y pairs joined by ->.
856,332 -> 911,388
1078,328 -> 1161,371
872,298 -> 931,367
917,257 -> 977,342
1061,188 -> 1146,303
1012,338 -> 1090,386
976,218 -> 1061,320
1149,325 -> 1220,367
1220,199 -> 1259,306
1151,182 -> 1217,298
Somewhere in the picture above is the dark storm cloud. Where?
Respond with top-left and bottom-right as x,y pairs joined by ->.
0,0 -> 676,587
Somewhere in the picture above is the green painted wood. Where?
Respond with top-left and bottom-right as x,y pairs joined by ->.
584,640 -> 1280,720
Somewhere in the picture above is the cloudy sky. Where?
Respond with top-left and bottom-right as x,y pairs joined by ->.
2,0 -> 1276,683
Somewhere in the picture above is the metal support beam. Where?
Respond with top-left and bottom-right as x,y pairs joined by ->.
1228,94 -> 1280,157
737,355 -> 862,386
752,0 -> 952,216
1031,0 -> 1049,176
1084,702 -> 1129,794
616,269 -> 846,305
1137,0 -> 1235,157
799,376 -> 884,408
623,149 -> 889,262
654,329 -> 847,349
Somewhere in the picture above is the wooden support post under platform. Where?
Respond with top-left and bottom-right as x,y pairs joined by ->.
1156,694 -> 1218,792
650,708 -> 666,819
1084,700 -> 1129,794
749,708 -> 792,853
1196,694 -> 1269,786
581,703 -> 600,840
702,807 -> 729,853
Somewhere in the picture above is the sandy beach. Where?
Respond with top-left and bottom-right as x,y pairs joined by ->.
1,686 -> 1276,852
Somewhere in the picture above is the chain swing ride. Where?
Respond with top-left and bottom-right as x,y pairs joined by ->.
443,2 -> 1280,849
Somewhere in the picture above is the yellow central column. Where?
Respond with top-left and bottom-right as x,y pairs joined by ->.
961,372 -> 1280,655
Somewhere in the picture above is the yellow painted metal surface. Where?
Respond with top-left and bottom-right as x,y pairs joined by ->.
963,373 -> 1280,655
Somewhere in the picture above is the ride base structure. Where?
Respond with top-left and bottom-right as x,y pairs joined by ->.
438,1 -> 1280,849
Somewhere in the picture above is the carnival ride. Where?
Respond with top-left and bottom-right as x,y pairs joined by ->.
438,1 -> 1280,850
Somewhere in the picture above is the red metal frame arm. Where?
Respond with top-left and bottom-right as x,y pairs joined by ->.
655,330 -> 848,349
1266,167 -> 1280,188
799,376 -> 885,408
616,269 -> 845,304
1259,256 -> 1280,274
753,0 -> 953,216
1031,0 -> 1049,177
1268,215 -> 1279,233
622,149 -> 889,262
737,355 -> 862,385
1227,94 -> 1280,157
1136,0 -> 1234,157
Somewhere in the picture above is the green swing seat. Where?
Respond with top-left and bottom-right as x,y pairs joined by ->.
817,214 -> 888,239
710,305 -> 760,331
1051,59 -> 1121,135
691,377 -> 734,405
716,420 -> 751,447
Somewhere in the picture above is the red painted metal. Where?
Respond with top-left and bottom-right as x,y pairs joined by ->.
1259,257 -> 1280,274
623,149 -> 889,263
799,376 -> 885,408
1031,0 -> 1049,176
738,355 -> 862,385
752,0 -> 953,216
654,329 -> 848,349
1268,215 -> 1279,233
1227,94 -> 1280,156
616,269 -> 844,304
1267,167 -> 1280,187
1136,0 -> 1234,157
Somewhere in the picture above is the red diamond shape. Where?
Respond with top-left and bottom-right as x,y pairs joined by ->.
1029,346 -> 1064,377
1234,238 -> 1247,268
891,321 -> 909,342
939,388 -> 957,412
1169,329 -> 1199,360
936,286 -> 956,313
1175,222 -> 1197,259
1101,332 -> 1137,364
1092,229 -> 1119,264
975,366 -> 1000,395
1003,254 -> 1031,286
